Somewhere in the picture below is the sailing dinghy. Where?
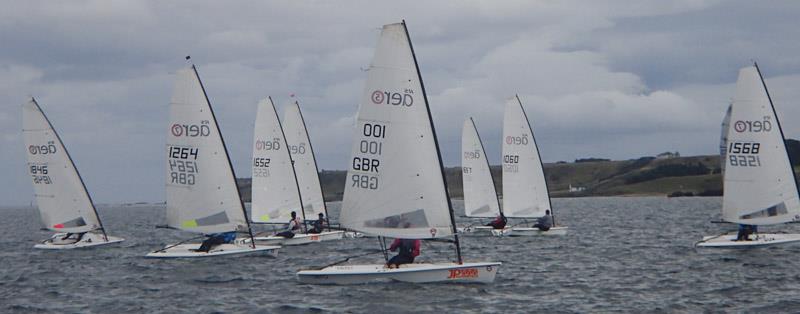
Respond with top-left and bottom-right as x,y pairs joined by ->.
495,96 -> 568,237
458,118 -> 504,235
146,63 -> 279,258
248,98 -> 343,246
297,21 -> 500,284
697,64 -> 800,248
23,97 -> 124,249
282,101 -> 345,241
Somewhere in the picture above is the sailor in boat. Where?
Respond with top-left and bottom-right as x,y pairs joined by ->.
60,232 -> 86,243
485,213 -> 507,229
735,224 -> 758,241
275,211 -> 302,238
533,210 -> 553,231
307,213 -> 325,234
195,231 -> 236,252
386,223 -> 421,269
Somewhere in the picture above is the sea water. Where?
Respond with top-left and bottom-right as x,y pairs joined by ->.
2,197 -> 800,312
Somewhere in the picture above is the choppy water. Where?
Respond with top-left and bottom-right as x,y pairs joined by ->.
3,197 -> 800,313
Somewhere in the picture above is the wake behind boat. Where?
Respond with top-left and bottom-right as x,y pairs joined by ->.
147,61 -> 279,258
696,64 -> 800,249
23,97 -> 124,249
297,21 -> 500,284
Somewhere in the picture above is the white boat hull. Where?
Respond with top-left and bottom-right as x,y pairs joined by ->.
250,230 -> 345,246
696,233 -> 800,248
490,226 -> 569,237
145,243 -> 280,258
34,232 -> 125,249
343,231 -> 365,238
297,262 -> 501,285
458,225 -> 497,235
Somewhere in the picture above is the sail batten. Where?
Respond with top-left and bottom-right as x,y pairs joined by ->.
722,65 -> 800,225
462,118 -> 501,218
502,96 -> 552,218
339,22 -> 454,239
165,65 -> 249,234
23,98 -> 102,233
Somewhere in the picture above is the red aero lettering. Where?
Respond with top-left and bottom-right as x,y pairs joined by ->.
53,223 -> 64,229
310,235 -> 320,241
447,268 -> 479,279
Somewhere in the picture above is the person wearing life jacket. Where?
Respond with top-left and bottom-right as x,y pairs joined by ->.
533,210 -> 553,231
275,211 -> 303,238
485,213 -> 507,229
736,224 -> 757,241
307,213 -> 326,234
196,231 -> 236,252
386,223 -> 421,269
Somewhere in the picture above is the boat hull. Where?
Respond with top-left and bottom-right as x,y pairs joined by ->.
696,233 -> 800,248
458,225 -> 496,235
145,243 -> 280,258
34,232 -> 125,249
490,226 -> 569,237
297,262 -> 501,285
250,230 -> 344,246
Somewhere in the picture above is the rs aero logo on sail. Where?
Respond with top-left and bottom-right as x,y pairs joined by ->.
734,116 -> 772,133
371,89 -> 414,107
171,120 -> 211,137
29,141 -> 57,155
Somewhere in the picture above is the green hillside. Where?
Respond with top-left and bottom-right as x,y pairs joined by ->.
239,154 -> 730,202
238,139 -> 800,202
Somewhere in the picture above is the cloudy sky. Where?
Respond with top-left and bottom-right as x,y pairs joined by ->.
2,1 -> 800,205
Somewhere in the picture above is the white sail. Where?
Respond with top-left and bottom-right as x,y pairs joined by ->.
722,65 -> 800,225
340,22 -> 454,239
251,98 -> 303,223
462,118 -> 501,218
502,96 -> 551,218
283,101 -> 326,219
720,104 -> 732,173
22,98 -> 102,233
165,65 -> 248,234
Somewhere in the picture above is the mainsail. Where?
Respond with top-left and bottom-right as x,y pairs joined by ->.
462,118 -> 501,218
720,104 -> 732,173
251,97 -> 304,223
283,101 -> 327,219
722,65 -> 800,225
22,98 -> 103,233
165,65 -> 250,234
340,22 -> 455,239
502,96 -> 552,218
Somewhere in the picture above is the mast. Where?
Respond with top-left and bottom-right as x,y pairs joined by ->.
754,62 -> 800,196
471,117 -> 503,216
272,97 -> 307,232
515,95 -> 556,226
30,97 -> 108,241
192,64 -> 256,247
402,20 -> 462,264
293,101 -> 332,230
